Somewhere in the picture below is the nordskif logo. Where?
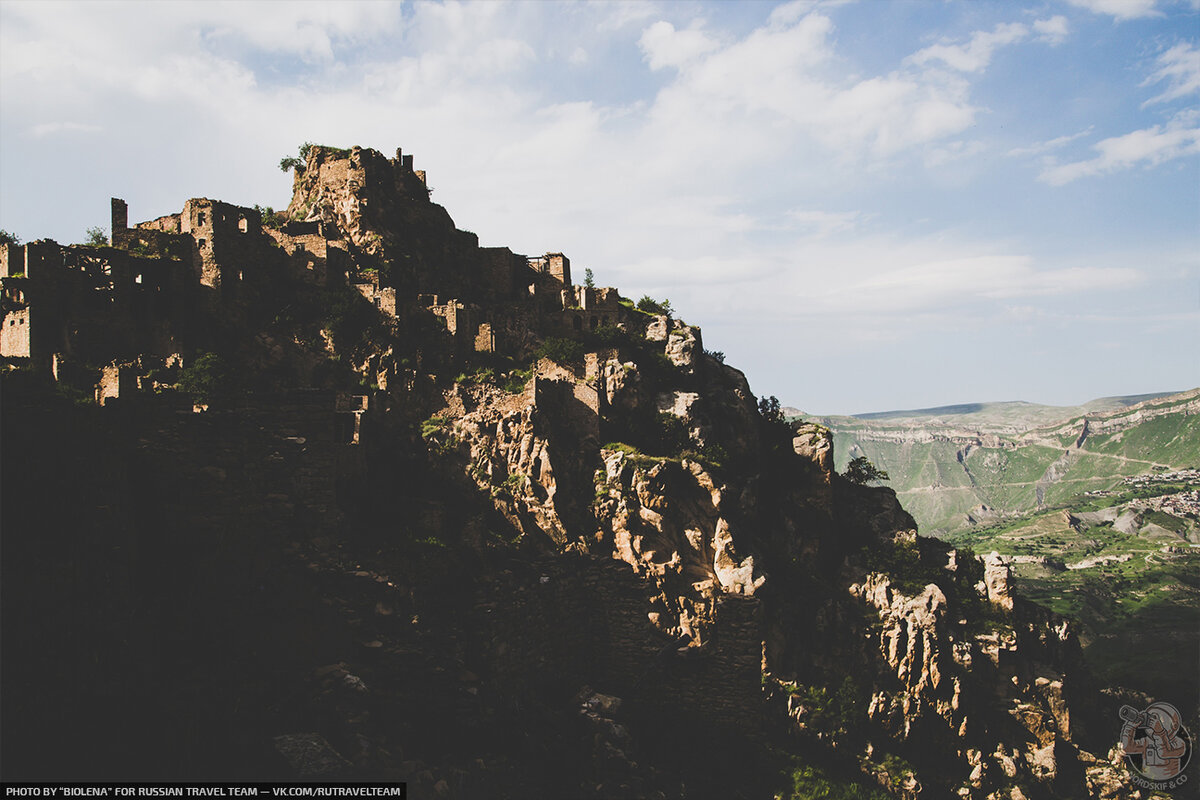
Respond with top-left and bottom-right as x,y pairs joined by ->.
1119,701 -> 1192,791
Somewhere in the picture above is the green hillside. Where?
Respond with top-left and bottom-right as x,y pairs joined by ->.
815,389 -> 1200,536
943,474 -> 1200,710
805,389 -> 1200,708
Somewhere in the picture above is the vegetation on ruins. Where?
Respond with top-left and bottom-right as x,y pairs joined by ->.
636,294 -> 672,316
279,141 -> 314,173
533,336 -> 586,368
253,204 -> 287,229
420,414 -> 458,457
84,226 -> 107,246
0,229 -> 19,246
177,352 -> 230,405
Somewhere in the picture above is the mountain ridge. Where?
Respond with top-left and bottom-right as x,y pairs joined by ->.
788,389 -> 1190,428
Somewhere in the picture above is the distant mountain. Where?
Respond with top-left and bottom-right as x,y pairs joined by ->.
799,388 -> 1200,536
848,392 -> 1179,423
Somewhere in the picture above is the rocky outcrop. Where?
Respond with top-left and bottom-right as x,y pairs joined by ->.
646,316 -> 702,375
429,334 -> 1118,796
287,145 -> 447,258
841,533 -> 1111,798
982,551 -> 1016,611
595,450 -> 764,639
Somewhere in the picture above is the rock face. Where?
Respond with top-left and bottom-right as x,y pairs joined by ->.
429,307 -> 1117,796
983,550 -> 1016,611
0,145 -> 1132,797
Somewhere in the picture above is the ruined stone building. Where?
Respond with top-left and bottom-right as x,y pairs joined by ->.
1,144 -> 623,407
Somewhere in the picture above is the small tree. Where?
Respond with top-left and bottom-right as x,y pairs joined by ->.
254,205 -> 286,229
0,229 -> 19,246
85,226 -> 108,246
844,455 -> 889,485
758,395 -> 785,425
584,268 -> 595,289
279,141 -> 315,173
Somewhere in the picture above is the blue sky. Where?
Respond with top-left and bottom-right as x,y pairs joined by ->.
1,0 -> 1197,414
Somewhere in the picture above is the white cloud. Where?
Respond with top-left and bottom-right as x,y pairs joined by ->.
1039,113 -> 1200,184
797,247 -> 1140,316
1142,42 -> 1200,105
1032,16 -> 1069,45
907,22 -> 1029,73
592,0 -> 659,33
625,227 -> 1144,328
1065,0 -> 1161,20
767,0 -> 856,28
198,3 -> 404,62
1006,127 -> 1094,157
638,21 -> 720,70
638,10 -> 986,160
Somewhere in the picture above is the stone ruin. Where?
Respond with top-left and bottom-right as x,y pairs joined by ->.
0,144 -> 627,414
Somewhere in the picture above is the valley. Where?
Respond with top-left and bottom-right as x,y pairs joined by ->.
801,391 -> 1200,714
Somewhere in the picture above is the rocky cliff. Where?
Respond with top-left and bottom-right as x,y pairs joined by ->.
0,146 -> 1152,798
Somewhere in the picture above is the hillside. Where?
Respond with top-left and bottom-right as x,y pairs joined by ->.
807,389 -> 1200,536
0,144 -> 1159,798
803,392 -> 1200,716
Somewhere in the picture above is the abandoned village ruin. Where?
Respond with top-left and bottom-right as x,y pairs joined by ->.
0,145 -> 1155,798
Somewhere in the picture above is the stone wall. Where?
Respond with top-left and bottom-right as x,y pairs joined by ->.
0,238 -> 197,364
180,198 -> 264,291
478,247 -> 526,302
24,240 -> 63,280
473,321 -> 495,353
136,213 -> 181,234
111,198 -> 128,235
526,253 -> 571,287
1,306 -> 31,357
96,362 -> 138,406
266,229 -> 348,287
0,243 -> 22,277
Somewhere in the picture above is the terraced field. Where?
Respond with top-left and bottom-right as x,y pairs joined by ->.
944,479 -> 1199,712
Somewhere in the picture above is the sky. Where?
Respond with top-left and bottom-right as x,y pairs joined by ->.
1,0 -> 1197,415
